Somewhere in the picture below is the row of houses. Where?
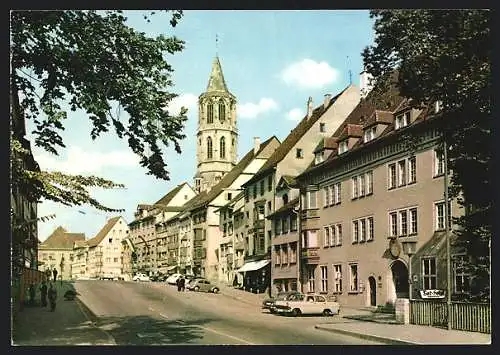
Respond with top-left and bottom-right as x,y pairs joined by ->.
123,56 -> 470,309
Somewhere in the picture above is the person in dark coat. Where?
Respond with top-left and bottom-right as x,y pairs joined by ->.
40,280 -> 48,307
176,277 -> 182,292
179,277 -> 186,292
29,283 -> 36,306
52,268 -> 58,282
48,282 -> 57,311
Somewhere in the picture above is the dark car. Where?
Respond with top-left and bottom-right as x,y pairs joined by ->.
262,291 -> 304,313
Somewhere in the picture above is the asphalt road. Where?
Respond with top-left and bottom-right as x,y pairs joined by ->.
74,280 -> 383,345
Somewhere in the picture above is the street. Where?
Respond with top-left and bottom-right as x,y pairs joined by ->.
75,280 -> 383,345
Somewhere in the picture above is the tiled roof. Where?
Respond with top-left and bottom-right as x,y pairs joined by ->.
86,216 -> 121,247
243,86 -> 350,186
313,137 -> 338,153
338,124 -> 363,140
188,136 -> 278,211
153,182 -> 189,207
40,226 -> 85,250
363,110 -> 394,128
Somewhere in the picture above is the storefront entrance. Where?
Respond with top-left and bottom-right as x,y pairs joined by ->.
368,276 -> 377,306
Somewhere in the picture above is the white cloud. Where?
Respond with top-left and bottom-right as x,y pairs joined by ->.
34,146 -> 140,175
286,108 -> 305,121
237,98 -> 278,119
281,59 -> 340,89
165,93 -> 198,116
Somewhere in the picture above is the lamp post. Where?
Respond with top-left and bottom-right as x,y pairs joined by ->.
402,237 -> 418,300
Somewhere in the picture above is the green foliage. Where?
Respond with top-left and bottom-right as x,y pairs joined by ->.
11,10 -> 187,181
363,10 -> 491,301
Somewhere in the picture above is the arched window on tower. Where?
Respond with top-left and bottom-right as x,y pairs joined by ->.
207,102 -> 214,124
218,99 -> 225,122
207,137 -> 213,159
220,137 -> 226,159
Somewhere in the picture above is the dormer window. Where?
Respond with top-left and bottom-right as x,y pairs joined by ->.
320,123 -> 326,132
338,140 -> 348,154
395,111 -> 410,130
363,126 -> 377,143
315,151 -> 324,164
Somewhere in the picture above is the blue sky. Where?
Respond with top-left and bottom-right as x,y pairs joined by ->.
29,10 -> 375,241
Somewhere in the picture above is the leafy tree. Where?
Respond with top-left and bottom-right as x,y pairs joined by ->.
10,10 -> 187,212
363,10 -> 491,301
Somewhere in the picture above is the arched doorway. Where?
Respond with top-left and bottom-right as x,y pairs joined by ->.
391,260 -> 409,298
368,276 -> 377,306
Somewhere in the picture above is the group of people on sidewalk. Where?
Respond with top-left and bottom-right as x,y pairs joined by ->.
176,276 -> 186,292
27,268 -> 60,312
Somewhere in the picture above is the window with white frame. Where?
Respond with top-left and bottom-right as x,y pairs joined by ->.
275,246 -> 281,265
366,171 -> 373,195
352,220 -> 359,243
290,215 -> 297,231
359,174 -> 366,197
435,200 -> 452,231
335,182 -> 341,204
282,217 -> 289,234
338,140 -> 348,154
336,224 -> 342,246
290,243 -> 297,263
305,191 -> 317,209
333,264 -> 342,293
320,265 -> 328,293
328,185 -> 334,205
302,230 -> 318,248
349,264 -> 359,292
453,255 -> 470,293
388,163 -> 397,189
408,156 -> 417,184
390,207 -> 418,237
359,219 -> 366,242
422,257 -> 437,290
367,217 -> 374,241
275,219 -> 282,235
395,111 -> 410,130
323,227 -> 330,247
315,151 -> 324,164
282,245 -> 288,264
364,126 -> 376,143
352,176 -> 358,199
434,148 -> 445,177
324,186 -> 330,207
397,159 -> 406,187
307,266 -> 316,293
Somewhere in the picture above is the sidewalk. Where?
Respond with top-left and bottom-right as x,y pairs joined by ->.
315,320 -> 491,345
11,281 -> 114,346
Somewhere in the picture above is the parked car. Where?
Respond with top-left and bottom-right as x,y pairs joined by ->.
188,278 -> 220,293
186,277 -> 204,290
132,273 -> 151,282
166,273 -> 184,285
262,291 -> 304,313
273,293 -> 340,317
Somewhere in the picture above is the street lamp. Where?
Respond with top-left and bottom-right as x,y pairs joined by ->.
401,237 -> 418,300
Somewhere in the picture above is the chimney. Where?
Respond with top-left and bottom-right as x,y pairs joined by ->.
324,94 -> 332,109
253,137 -> 261,154
307,97 -> 313,118
359,67 -> 374,99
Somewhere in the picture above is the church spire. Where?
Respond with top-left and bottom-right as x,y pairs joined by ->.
206,56 -> 229,92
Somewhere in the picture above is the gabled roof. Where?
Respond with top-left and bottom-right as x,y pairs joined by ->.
276,175 -> 296,190
243,86 -> 350,186
153,182 -> 190,207
86,216 -> 121,247
337,124 -> 363,140
313,137 -> 338,153
363,110 -> 394,128
40,226 -> 85,250
189,136 -> 278,211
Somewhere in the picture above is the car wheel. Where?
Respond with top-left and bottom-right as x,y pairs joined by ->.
212,288 -> 219,294
322,309 -> 333,317
291,308 -> 301,317
194,286 -> 200,292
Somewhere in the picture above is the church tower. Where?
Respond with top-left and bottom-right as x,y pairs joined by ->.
194,56 -> 238,193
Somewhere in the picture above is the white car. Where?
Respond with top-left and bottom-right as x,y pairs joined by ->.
132,273 -> 150,282
166,273 -> 184,285
274,293 -> 340,317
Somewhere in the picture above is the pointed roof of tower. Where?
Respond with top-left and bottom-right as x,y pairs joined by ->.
206,56 -> 229,92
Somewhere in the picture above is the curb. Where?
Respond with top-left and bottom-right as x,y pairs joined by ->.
343,315 -> 400,325
314,325 -> 418,345
75,296 -> 117,345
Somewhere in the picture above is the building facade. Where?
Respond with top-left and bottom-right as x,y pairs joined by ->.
295,79 -> 464,307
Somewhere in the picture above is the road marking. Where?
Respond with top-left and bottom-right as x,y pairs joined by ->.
175,320 -> 185,324
196,325 -> 254,345
137,332 -> 164,338
160,313 -> 169,319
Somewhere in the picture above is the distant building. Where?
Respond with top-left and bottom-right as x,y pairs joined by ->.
38,226 -> 85,280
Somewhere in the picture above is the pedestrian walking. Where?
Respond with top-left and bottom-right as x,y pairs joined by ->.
28,283 -> 36,306
179,277 -> 186,292
48,282 -> 57,311
40,280 -> 48,307
52,268 -> 58,282
176,277 -> 182,292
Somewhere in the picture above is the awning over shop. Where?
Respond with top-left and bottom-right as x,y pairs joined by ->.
237,259 -> 270,273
